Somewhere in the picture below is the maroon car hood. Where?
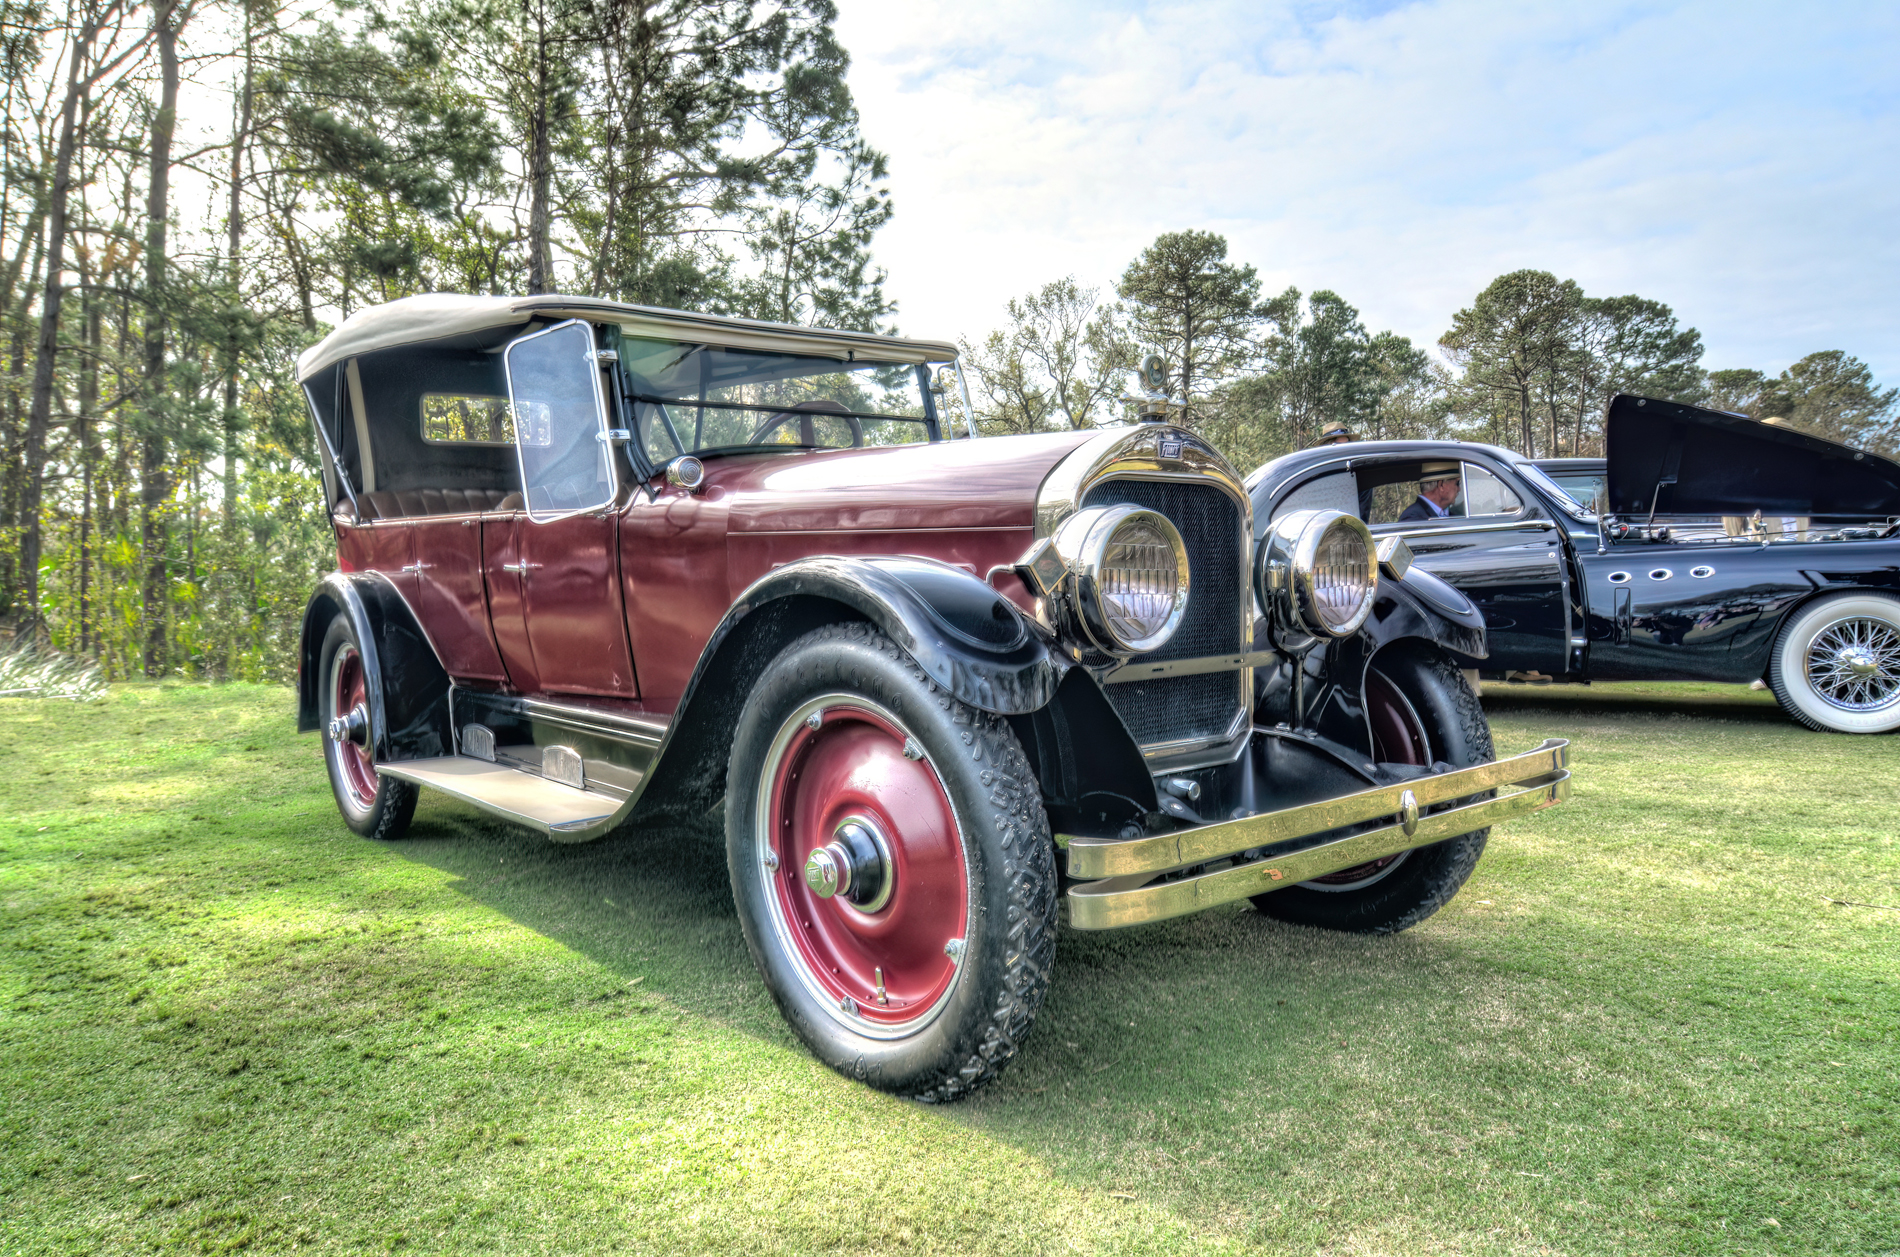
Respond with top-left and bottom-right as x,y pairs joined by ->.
712,431 -> 1098,533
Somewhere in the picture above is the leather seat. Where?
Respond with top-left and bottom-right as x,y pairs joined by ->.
333,487 -> 517,523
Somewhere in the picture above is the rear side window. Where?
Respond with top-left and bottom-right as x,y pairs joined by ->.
422,394 -> 514,445
1461,463 -> 1523,516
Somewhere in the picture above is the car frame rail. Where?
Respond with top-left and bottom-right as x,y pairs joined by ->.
1061,739 -> 1570,930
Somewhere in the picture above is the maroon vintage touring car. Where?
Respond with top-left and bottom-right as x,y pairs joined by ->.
295,294 -> 1570,1099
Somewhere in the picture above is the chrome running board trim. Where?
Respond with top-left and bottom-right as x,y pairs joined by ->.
1066,762 -> 1569,930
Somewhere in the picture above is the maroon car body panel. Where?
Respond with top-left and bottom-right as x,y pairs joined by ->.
334,429 -> 1097,717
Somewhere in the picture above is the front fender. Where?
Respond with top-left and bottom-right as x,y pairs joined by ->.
295,571 -> 452,762
726,556 -> 1069,715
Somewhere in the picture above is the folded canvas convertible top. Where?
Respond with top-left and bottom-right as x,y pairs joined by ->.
295,293 -> 960,383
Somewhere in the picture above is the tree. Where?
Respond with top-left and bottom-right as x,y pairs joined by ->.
1116,230 -> 1261,423
958,277 -> 1131,434
1440,269 -> 1581,457
1776,351 -> 1898,453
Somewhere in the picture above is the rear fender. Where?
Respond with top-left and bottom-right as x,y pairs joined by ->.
296,572 -> 453,762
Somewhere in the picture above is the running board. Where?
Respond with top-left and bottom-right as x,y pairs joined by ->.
378,757 -> 623,838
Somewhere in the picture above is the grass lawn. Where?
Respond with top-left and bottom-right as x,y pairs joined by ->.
1,678 -> 1895,1255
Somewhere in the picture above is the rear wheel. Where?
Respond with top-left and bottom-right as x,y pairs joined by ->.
318,616 -> 417,840
726,623 -> 1055,1101
1768,592 -> 1900,734
1253,645 -> 1493,933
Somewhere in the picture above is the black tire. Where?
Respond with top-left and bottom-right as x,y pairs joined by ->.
725,622 -> 1056,1101
1766,592 -> 1900,734
318,615 -> 418,841
1253,644 -> 1494,934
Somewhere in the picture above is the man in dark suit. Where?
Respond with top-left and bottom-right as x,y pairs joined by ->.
1398,466 -> 1462,522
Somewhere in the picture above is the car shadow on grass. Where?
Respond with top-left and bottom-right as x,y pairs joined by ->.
386,790 -> 1500,1186
1480,680 -> 1791,724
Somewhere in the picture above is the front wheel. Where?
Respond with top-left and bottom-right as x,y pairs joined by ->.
1768,592 -> 1900,733
318,615 -> 417,840
726,623 -> 1056,1101
1253,645 -> 1494,934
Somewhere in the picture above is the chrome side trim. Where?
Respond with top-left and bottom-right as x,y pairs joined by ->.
1380,518 -> 1558,540
1064,738 -> 1569,880
1101,650 -> 1279,684
1067,761 -> 1570,930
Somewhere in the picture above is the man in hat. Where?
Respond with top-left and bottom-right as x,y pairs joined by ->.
1398,464 -> 1461,522
1314,425 -> 1355,446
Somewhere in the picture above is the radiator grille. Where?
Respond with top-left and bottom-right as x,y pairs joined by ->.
1081,478 -> 1245,752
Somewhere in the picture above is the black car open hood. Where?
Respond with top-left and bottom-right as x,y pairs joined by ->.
1606,393 -> 1900,519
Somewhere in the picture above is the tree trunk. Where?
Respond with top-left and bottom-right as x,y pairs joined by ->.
141,0 -> 181,676
525,1 -> 554,294
222,25 -> 251,536
19,16 -> 101,632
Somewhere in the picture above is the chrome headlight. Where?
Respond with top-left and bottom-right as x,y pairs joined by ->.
1051,503 -> 1190,655
1259,509 -> 1378,638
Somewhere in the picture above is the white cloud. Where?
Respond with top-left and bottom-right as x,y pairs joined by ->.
834,0 -> 1900,381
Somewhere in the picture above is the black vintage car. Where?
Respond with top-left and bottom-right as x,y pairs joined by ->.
1248,394 -> 1900,734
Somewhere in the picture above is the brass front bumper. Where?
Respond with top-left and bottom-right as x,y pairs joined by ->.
1060,739 -> 1570,930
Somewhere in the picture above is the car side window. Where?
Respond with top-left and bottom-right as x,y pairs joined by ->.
1460,463 -> 1522,517
503,320 -> 618,522
1273,470 -> 1360,520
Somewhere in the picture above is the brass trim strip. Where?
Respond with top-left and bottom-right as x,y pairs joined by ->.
1066,769 -> 1570,930
1062,739 -> 1569,879
1101,650 -> 1279,684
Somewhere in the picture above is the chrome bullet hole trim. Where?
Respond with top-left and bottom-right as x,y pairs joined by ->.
1648,568 -> 1673,581
1690,565 -> 1715,578
1399,789 -> 1419,837
1608,571 -> 1631,583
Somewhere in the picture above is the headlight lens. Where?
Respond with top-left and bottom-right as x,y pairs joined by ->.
1053,504 -> 1190,655
1260,509 -> 1378,637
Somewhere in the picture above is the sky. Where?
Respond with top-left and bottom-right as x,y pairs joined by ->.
830,0 -> 1900,383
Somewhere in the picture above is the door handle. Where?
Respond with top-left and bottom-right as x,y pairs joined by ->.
400,562 -> 430,573
500,562 -> 542,574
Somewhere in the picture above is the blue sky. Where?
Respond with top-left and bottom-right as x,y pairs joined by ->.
833,0 -> 1900,383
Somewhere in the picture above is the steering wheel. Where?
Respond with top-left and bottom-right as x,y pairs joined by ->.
747,397 -> 864,449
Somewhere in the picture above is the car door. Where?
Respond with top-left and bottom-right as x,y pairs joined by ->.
409,513 -> 510,683
1367,461 -> 1571,676
499,320 -> 639,700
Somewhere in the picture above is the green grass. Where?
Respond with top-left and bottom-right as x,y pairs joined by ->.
1,679 -> 1895,1255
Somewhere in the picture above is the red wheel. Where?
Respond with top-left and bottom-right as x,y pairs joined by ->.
758,695 -> 969,1036
1254,646 -> 1493,933
328,641 -> 379,810
318,615 -> 417,840
726,623 -> 1056,1100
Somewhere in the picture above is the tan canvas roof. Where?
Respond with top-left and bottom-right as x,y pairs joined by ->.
295,293 -> 960,382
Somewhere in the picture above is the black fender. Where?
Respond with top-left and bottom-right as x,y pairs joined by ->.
1263,569 -> 1488,759
630,556 -> 1073,824
295,571 -> 453,762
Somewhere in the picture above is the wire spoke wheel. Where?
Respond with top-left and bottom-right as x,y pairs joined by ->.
1803,617 -> 1900,713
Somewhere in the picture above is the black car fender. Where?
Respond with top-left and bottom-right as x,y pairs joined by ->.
295,571 -> 453,762
630,555 -> 1078,824
1277,569 -> 1488,758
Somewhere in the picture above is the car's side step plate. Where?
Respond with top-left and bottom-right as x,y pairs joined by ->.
378,757 -> 621,838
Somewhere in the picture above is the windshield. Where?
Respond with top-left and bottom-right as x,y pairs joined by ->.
615,334 -> 937,461
1517,463 -> 1598,520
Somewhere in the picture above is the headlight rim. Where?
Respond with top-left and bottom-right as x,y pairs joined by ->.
1260,508 -> 1379,639
1055,503 -> 1191,657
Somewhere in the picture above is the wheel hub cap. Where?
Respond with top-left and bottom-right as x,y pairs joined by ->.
1805,618 -> 1900,711
802,818 -> 893,912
